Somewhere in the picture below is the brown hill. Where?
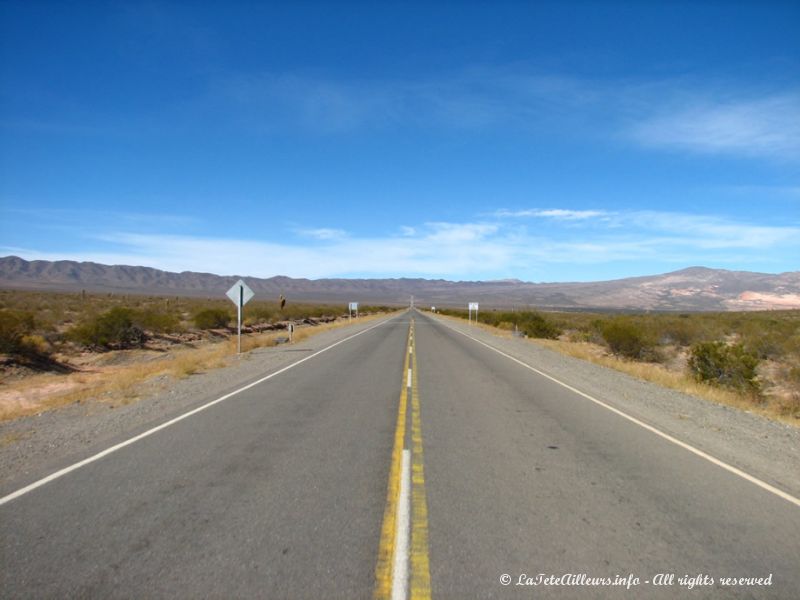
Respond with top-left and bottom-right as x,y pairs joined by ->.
1,256 -> 798,311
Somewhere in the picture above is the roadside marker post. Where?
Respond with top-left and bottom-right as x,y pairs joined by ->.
288,322 -> 294,343
468,302 -> 479,325
349,302 -> 359,323
226,279 -> 255,355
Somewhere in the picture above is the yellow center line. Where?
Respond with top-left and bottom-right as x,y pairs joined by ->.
374,324 -> 412,600
409,322 -> 432,599
374,318 -> 433,600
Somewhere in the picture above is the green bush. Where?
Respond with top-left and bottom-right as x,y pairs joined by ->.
135,308 -> 182,333
193,308 -> 231,330
67,307 -> 147,349
0,310 -> 36,354
660,317 -> 699,346
517,312 -> 562,339
601,319 -> 655,360
248,306 -> 276,324
688,341 -> 760,394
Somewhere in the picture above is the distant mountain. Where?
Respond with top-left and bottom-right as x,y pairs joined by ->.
1,256 -> 799,311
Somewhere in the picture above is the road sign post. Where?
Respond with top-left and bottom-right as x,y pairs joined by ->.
468,302 -> 479,325
226,279 -> 255,355
348,302 -> 358,322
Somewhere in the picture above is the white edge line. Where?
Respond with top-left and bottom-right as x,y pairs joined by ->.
392,449 -> 411,600
435,316 -> 800,509
0,316 -> 395,507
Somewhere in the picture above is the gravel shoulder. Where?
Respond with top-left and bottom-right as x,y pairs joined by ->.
0,313 -> 400,498
429,312 -> 800,501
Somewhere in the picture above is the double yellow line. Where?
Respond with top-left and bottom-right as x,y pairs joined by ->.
374,318 -> 432,600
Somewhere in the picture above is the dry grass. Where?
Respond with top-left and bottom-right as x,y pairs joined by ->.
437,313 -> 798,427
0,312 -> 397,422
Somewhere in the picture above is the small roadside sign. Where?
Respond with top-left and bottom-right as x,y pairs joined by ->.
226,279 -> 255,306
348,301 -> 359,321
468,302 -> 479,324
226,279 -> 255,354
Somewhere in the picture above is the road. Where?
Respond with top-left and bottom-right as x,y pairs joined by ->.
2,310 -> 799,598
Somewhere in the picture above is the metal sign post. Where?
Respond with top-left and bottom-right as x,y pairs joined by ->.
468,302 -> 479,325
226,279 -> 255,355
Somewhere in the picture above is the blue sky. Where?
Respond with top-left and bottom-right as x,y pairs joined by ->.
1,1 -> 798,282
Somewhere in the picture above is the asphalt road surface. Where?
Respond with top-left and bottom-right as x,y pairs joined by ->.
2,310 -> 798,599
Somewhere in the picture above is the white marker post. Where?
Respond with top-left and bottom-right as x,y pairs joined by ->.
288,322 -> 294,343
468,302 -> 479,325
349,302 -> 359,323
226,279 -> 255,355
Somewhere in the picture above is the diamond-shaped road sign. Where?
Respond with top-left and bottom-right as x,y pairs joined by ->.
226,279 -> 255,307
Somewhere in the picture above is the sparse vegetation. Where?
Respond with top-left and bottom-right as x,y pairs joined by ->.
0,309 -> 37,354
600,318 -> 656,361
688,341 -> 760,395
67,307 -> 147,349
193,308 -> 231,330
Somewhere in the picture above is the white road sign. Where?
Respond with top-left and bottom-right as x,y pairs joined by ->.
468,302 -> 479,310
226,279 -> 255,306
226,279 -> 255,355
349,302 -> 359,311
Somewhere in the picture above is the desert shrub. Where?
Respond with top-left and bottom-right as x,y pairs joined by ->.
517,312 -> 562,339
0,310 -> 37,353
20,334 -> 50,354
135,308 -> 182,333
659,317 -> 699,346
601,319 -> 655,360
248,306 -> 277,323
68,307 -> 146,349
193,308 -> 231,330
688,341 -> 760,394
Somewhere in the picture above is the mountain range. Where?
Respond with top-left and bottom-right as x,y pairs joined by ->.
1,256 -> 799,312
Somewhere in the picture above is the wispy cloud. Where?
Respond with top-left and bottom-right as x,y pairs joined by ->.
495,208 -> 609,220
221,67 -> 800,163
630,93 -> 800,161
424,222 -> 498,243
4,210 -> 797,280
295,227 -> 348,241
221,69 -> 601,134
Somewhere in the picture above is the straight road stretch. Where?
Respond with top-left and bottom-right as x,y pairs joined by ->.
2,310 -> 798,599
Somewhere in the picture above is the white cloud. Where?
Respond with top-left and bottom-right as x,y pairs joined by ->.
223,67 -> 800,165
6,208 -> 797,281
626,211 -> 800,249
496,208 -> 609,220
423,222 -> 498,243
295,228 -> 348,241
631,93 -> 800,160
